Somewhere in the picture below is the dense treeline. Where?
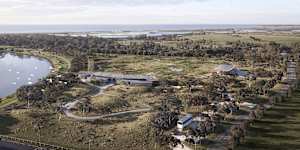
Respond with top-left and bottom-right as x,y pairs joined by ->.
0,34 -> 296,61
0,34 -> 118,56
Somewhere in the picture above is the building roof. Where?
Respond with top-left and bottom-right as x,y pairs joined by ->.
178,114 -> 193,123
214,64 -> 235,72
94,72 -> 156,81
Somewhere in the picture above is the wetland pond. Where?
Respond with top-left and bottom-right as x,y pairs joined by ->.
0,52 -> 52,98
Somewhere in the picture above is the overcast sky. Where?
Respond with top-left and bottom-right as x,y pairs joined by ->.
0,0 -> 300,24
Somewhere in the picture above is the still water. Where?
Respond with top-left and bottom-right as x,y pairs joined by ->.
0,53 -> 52,98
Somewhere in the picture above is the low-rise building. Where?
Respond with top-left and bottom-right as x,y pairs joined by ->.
177,114 -> 193,130
214,64 -> 248,77
78,71 -> 158,86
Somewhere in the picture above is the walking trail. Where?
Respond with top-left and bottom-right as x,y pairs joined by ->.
63,83 -> 151,121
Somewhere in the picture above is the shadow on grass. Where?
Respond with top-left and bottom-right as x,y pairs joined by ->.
237,89 -> 300,150
0,114 -> 19,134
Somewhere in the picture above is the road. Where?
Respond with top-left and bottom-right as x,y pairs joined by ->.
63,83 -> 152,121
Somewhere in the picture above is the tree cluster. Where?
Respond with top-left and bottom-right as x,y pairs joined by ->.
70,55 -> 88,72
0,34 -> 292,62
16,73 -> 79,104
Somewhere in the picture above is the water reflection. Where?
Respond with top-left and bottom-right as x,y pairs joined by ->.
0,53 -> 52,98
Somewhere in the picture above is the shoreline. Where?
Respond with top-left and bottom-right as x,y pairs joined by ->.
0,48 -> 70,106
14,49 -> 71,73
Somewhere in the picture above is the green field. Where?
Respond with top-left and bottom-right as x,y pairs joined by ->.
237,88 -> 300,150
94,55 -> 224,80
181,33 -> 300,46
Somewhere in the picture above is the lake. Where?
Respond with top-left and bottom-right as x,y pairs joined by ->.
0,53 -> 52,98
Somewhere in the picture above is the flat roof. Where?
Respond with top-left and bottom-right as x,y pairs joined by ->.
178,114 -> 193,123
79,71 -> 157,81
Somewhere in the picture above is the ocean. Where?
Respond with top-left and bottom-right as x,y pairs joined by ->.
0,24 -> 259,34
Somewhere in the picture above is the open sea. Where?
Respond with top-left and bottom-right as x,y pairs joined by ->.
0,24 -> 259,34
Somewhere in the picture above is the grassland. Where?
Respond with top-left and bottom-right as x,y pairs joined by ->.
94,54 -> 224,80
1,108 -> 163,150
0,82 -> 163,150
179,32 -> 300,46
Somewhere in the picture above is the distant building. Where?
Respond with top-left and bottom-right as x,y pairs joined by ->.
214,64 -> 235,74
214,64 -> 248,77
78,72 -> 94,82
78,71 -> 158,86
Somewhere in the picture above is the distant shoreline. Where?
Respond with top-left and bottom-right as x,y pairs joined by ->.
0,24 -> 300,34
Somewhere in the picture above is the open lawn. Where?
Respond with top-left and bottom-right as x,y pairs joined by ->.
1,108 -> 164,150
95,55 -> 224,80
237,88 -> 300,150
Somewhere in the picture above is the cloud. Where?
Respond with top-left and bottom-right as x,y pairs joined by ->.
0,0 -> 209,16
67,0 -> 208,6
0,0 -> 208,8
0,0 -> 299,24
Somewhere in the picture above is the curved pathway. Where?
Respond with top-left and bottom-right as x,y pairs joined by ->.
63,83 -> 152,121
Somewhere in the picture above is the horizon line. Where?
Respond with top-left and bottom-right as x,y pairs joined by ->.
0,24 -> 300,26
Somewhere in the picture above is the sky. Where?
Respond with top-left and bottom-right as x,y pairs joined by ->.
0,0 -> 300,25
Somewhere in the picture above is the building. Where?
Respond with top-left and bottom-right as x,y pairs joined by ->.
78,71 -> 158,86
214,64 -> 235,74
214,64 -> 248,77
177,114 -> 193,130
78,72 -> 94,82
